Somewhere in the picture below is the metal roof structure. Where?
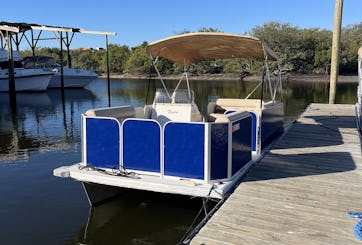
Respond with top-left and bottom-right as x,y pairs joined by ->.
0,21 -> 116,36
0,21 -> 115,100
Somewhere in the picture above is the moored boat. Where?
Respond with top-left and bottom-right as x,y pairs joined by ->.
0,49 -> 53,92
23,56 -> 98,88
54,32 -> 284,205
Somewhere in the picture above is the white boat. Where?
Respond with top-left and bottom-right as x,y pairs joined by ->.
54,32 -> 284,205
356,47 -> 362,132
0,49 -> 53,92
23,56 -> 98,88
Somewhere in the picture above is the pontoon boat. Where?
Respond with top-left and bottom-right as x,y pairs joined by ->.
54,32 -> 284,205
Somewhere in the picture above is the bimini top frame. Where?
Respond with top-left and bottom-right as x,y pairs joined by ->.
147,32 -> 282,103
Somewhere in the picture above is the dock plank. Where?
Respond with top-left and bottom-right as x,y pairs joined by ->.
191,103 -> 362,244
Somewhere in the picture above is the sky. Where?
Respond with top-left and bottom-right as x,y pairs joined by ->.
1,0 -> 362,49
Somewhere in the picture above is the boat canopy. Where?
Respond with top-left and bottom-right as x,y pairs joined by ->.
359,47 -> 362,59
148,32 -> 278,67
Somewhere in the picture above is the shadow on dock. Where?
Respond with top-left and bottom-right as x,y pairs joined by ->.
244,114 -> 359,182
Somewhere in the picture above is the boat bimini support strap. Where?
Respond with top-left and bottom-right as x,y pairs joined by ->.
245,80 -> 263,100
273,61 -> 283,102
185,68 -> 192,100
262,42 -> 283,103
151,55 -> 172,99
262,43 -> 274,102
151,54 -> 192,102
170,69 -> 192,101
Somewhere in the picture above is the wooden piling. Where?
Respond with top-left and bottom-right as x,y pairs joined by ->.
329,0 -> 344,104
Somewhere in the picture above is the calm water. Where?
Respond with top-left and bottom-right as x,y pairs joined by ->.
0,78 -> 357,245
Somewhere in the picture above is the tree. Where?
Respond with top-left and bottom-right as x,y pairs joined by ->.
123,42 -> 151,74
103,44 -> 130,73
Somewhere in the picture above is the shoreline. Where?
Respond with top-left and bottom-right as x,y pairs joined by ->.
99,72 -> 358,83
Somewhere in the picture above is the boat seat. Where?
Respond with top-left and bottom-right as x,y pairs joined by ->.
210,113 -> 229,123
216,98 -> 261,111
85,105 -> 136,123
151,102 -> 203,125
208,98 -> 262,122
211,110 -> 251,123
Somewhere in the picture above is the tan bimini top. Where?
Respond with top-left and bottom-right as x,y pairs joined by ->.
148,32 -> 278,67
358,46 -> 362,59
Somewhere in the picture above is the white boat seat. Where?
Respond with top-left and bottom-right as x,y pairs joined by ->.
215,98 -> 261,112
85,105 -> 135,123
208,98 -> 263,122
151,101 -> 203,125
209,113 -> 229,123
210,111 -> 251,123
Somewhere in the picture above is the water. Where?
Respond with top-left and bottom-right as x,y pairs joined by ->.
0,78 -> 357,245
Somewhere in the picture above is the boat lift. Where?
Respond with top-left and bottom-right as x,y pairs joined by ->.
0,21 -> 116,105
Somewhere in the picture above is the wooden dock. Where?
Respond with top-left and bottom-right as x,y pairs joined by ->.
191,103 -> 362,244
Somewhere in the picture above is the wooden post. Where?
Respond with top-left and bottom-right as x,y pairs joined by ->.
59,31 -> 65,90
106,34 -> 111,107
66,32 -> 72,68
7,32 -> 16,94
31,29 -> 35,57
329,0 -> 343,104
7,32 -> 16,111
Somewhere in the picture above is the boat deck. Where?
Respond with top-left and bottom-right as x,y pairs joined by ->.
191,103 -> 362,244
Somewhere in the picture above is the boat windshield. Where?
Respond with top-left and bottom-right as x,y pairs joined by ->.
154,89 -> 194,104
23,56 -> 60,69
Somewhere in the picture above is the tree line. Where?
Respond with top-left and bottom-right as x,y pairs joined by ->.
20,22 -> 362,76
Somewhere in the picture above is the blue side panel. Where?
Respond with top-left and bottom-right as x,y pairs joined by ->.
122,120 -> 160,172
210,123 -> 229,180
261,106 -> 284,149
232,116 -> 252,175
86,117 -> 120,169
249,112 -> 257,151
164,123 -> 205,179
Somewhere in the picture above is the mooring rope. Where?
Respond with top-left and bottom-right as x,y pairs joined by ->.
348,211 -> 362,240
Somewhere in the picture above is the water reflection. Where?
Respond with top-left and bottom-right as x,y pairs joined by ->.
0,79 -> 357,163
0,89 -> 97,163
77,191 -> 208,245
0,79 -> 358,245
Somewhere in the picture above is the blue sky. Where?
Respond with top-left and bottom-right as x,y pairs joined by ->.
2,0 -> 362,49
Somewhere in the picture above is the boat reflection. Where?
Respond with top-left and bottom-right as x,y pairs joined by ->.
77,191 -> 207,245
0,89 -> 97,163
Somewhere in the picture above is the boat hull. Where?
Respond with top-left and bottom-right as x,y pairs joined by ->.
0,69 -> 52,92
48,68 -> 98,88
82,182 -> 126,206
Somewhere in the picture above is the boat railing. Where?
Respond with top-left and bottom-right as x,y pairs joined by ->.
207,98 -> 283,154
81,107 -> 253,184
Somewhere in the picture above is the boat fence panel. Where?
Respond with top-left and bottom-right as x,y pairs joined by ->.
85,117 -> 120,169
226,110 -> 257,152
210,123 -> 229,180
249,112 -> 257,151
122,119 -> 161,173
231,116 -> 252,175
260,103 -> 284,148
164,122 -> 205,180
